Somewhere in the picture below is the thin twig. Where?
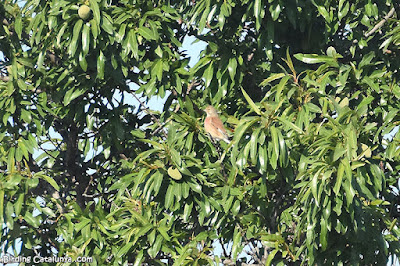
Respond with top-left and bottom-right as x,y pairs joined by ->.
82,175 -> 95,198
40,147 -> 58,160
131,92 -> 168,138
152,122 -> 168,136
45,131 -> 62,152
82,192 -> 100,198
365,7 -> 396,37
219,238 -> 229,258
186,79 -> 201,95
248,241 -> 263,264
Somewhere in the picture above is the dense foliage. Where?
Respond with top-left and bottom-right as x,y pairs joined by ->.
1,0 -> 400,264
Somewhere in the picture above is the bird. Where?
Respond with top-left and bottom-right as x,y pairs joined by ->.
204,105 -> 230,144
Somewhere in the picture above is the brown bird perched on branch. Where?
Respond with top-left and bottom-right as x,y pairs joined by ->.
204,105 -> 230,144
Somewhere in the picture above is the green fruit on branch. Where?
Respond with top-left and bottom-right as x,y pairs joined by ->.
78,5 -> 91,20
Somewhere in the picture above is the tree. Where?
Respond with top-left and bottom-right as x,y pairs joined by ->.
1,0 -> 400,264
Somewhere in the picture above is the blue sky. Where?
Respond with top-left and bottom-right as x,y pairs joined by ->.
141,35 -> 207,111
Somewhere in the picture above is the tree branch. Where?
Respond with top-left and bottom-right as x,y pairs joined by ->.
219,238 -> 229,258
248,241 -> 263,265
131,92 -> 168,138
365,7 -> 396,37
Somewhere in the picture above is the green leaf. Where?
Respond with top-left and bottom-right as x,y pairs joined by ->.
265,249 -> 279,266
233,117 -> 260,144
270,3 -> 281,21
270,125 -> 279,158
175,74 -> 183,93
148,235 -> 163,258
89,0 -> 101,24
101,14 -> 114,35
333,144 -> 346,162
153,60 -> 163,81
15,16 -> 22,39
82,23 -> 91,55
36,51 -> 45,69
56,69 -> 69,84
294,53 -> 338,66
48,16 -> 57,30
138,27 -> 157,40
315,5 -> 331,23
63,88 -> 85,106
68,19 -> 83,57
26,176 -> 39,188
56,23 -> 68,47
338,2 -> 349,20
133,250 -> 144,266
79,52 -> 87,71
198,4 -> 210,32
136,224 -> 153,239
21,109 -> 32,123
14,193 -> 25,217
90,18 -> 99,40
232,227 -> 242,261
0,189 -> 4,224
165,185 -> 174,209
24,212 -> 41,228
183,202 -> 193,222
260,73 -> 286,86
116,242 -> 133,258
36,173 -> 60,191
40,206 -> 56,218
347,128 -> 357,159
127,29 -> 139,59
362,76 -> 379,92
343,178 -> 355,207
228,58 -> 237,81
188,180 -> 202,193
75,218 -> 91,232
17,58 -> 34,68
334,161 -> 344,195
275,75 -> 290,102
97,50 -> 105,79
370,164 -> 383,191
278,129 -> 287,167
320,217 -> 328,250
157,226 -> 171,241
204,61 -> 214,87
356,95 -> 374,115
147,20 -> 160,40
254,0 -> 262,30
170,147 -> 182,167
231,200 -> 240,216
306,102 -> 322,113
117,23 -> 127,43
5,202 -> 14,229
250,127 -> 261,165
241,87 -> 261,115
277,116 -> 304,134
5,174 -> 21,188
259,146 -> 268,173
311,172 -> 319,206
370,199 -> 389,206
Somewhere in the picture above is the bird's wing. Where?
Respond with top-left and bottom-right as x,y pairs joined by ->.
210,116 -> 227,135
